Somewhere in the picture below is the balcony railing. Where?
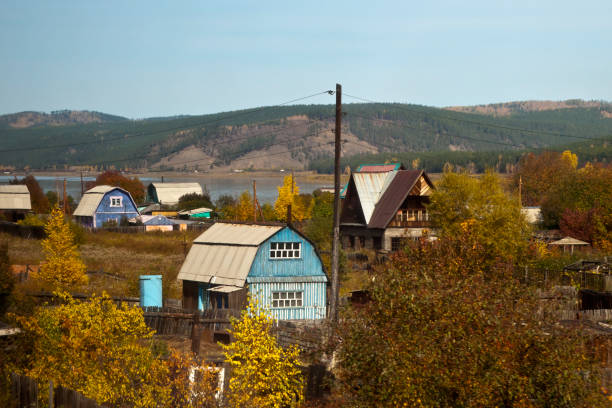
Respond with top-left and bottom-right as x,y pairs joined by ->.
388,220 -> 431,228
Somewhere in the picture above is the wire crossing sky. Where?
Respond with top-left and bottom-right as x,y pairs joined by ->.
1,0 -> 611,118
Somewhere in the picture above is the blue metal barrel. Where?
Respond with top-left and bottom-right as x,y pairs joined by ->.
139,275 -> 163,307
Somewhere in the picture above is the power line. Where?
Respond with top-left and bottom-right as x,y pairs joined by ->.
343,93 -> 612,143
0,90 -> 333,154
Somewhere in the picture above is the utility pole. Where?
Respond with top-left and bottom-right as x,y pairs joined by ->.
330,83 -> 342,323
518,175 -> 522,207
80,171 -> 84,196
253,180 -> 257,222
62,179 -> 67,214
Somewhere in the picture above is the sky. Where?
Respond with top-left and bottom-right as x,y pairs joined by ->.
1,0 -> 611,118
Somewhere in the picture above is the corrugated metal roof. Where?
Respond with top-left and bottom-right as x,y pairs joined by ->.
178,207 -> 213,216
194,223 -> 282,246
141,215 -> 175,225
353,171 -> 396,224
177,244 -> 258,286
0,184 -> 31,210
368,170 -> 424,229
150,183 -> 203,205
74,185 -> 131,217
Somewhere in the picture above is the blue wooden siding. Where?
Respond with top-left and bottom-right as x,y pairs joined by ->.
248,280 -> 327,320
94,189 -> 139,228
249,228 -> 327,278
247,227 -> 327,319
197,283 -> 210,310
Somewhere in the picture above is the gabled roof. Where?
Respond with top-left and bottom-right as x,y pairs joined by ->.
178,223 -> 284,286
178,207 -> 213,216
141,215 -> 175,226
74,185 -> 136,217
368,170 -> 433,229
0,184 -> 31,210
150,182 -> 203,205
550,236 -> 590,246
352,171 -> 397,224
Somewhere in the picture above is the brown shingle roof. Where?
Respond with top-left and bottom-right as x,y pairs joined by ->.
367,170 -> 431,229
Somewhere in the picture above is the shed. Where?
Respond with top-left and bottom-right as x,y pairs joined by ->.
74,185 -> 140,228
549,236 -> 590,254
0,185 -> 31,221
178,223 -> 328,320
178,207 -> 213,219
146,183 -> 204,206
133,214 -> 175,232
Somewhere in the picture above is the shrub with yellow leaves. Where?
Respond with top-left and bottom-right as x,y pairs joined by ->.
38,205 -> 88,290
223,296 -> 304,408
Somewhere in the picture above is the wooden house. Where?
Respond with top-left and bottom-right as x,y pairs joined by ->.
178,223 -> 328,320
340,167 -> 434,251
74,186 -> 139,228
146,182 -> 203,206
0,185 -> 31,221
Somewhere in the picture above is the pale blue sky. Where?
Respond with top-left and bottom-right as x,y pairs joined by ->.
1,0 -> 610,118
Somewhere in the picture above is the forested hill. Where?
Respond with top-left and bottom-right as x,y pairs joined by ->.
0,110 -> 127,129
0,101 -> 610,172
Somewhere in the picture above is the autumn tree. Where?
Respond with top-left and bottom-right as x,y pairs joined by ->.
87,170 -> 145,203
542,162 -> 612,248
38,206 -> 88,290
427,170 -> 530,264
215,194 -> 237,220
10,175 -> 49,213
274,174 -> 310,222
14,293 -> 170,408
223,297 -> 304,408
512,150 -> 577,206
336,233 -> 607,407
235,190 -> 254,222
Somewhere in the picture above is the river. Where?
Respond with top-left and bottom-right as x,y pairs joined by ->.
0,174 -> 330,205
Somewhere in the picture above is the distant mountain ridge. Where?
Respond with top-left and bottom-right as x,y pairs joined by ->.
0,110 -> 127,129
446,99 -> 612,117
0,100 -> 610,172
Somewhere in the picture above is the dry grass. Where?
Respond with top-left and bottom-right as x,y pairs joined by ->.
5,230 -> 203,299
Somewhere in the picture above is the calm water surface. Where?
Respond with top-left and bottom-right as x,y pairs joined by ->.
0,174 -> 327,205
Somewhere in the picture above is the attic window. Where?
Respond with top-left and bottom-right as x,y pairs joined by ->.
110,196 -> 122,207
270,242 -> 301,259
272,291 -> 303,308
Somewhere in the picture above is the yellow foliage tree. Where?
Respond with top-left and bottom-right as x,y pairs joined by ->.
223,297 -> 304,408
15,293 -> 170,407
235,190 -> 254,222
274,175 -> 310,222
561,149 -> 578,169
38,206 -> 87,290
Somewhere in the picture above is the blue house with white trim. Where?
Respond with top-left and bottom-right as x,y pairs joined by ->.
178,223 -> 328,320
74,185 -> 140,228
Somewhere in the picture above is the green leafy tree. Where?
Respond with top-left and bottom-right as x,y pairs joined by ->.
215,194 -> 237,220
427,170 -> 530,264
177,192 -> 214,211
38,206 -> 88,290
223,297 -> 304,408
336,234 -> 607,407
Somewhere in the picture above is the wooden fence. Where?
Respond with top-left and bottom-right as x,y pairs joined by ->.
515,267 -> 611,292
142,307 -> 240,336
10,372 -> 106,408
0,221 -> 45,239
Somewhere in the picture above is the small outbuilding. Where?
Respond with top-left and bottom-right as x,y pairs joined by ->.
178,207 -> 213,219
0,185 -> 31,220
549,236 -> 590,254
178,223 -> 328,320
146,183 -> 203,206
74,185 -> 140,228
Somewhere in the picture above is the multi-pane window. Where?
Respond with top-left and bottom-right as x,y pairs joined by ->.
110,196 -> 122,207
272,291 -> 303,308
269,242 -> 301,259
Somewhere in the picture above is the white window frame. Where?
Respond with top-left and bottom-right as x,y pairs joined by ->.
269,242 -> 301,259
271,291 -> 303,308
109,196 -> 123,207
